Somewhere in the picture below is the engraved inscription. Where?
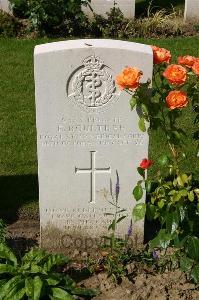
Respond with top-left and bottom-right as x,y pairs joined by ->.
44,207 -> 118,232
67,55 -> 119,112
39,116 -> 145,147
75,151 -> 111,204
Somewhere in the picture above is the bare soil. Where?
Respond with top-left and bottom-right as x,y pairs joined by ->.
6,218 -> 199,300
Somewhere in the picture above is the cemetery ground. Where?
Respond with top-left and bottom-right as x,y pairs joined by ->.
1,36 -> 199,299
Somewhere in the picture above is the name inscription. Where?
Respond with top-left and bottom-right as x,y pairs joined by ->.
39,116 -> 145,147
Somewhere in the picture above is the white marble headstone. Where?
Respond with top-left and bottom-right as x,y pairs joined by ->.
184,0 -> 199,21
34,39 -> 153,253
82,0 -> 135,19
0,0 -> 11,13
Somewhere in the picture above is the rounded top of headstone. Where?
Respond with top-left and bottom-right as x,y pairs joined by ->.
34,39 -> 152,56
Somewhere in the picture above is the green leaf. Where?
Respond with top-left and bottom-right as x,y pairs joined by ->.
0,279 -> 7,286
141,103 -> 149,116
137,167 -> 145,178
51,287 -> 74,300
145,180 -> 152,193
30,264 -> 47,275
6,286 -> 26,300
191,264 -> 199,283
22,248 -> 47,264
25,277 -> 33,297
187,236 -> 199,261
188,191 -> 195,202
33,276 -> 43,300
146,204 -> 156,221
177,174 -> 189,187
181,174 -> 188,184
177,176 -> 184,187
138,117 -> 146,132
180,256 -> 193,272
158,155 -> 170,166
133,185 -> 143,201
149,229 -> 172,249
108,220 -> 116,231
173,130 -> 181,141
132,203 -> 146,222
46,276 -> 60,286
0,276 -> 23,299
0,263 -> 16,274
178,189 -> 188,197
166,212 -> 179,234
44,254 -> 70,272
176,205 -> 186,222
158,199 -> 165,209
130,97 -> 137,110
0,243 -> 17,266
116,216 -> 126,224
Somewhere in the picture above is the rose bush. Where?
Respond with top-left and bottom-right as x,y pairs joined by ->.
116,45 -> 199,282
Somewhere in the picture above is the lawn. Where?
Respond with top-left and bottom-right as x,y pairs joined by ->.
0,37 -> 199,218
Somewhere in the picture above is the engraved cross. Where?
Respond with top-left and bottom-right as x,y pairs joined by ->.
75,151 -> 111,204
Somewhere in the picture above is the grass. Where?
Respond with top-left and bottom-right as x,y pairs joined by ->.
0,37 -> 199,219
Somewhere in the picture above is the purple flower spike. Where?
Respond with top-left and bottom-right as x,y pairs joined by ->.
127,220 -> 133,237
115,170 -> 120,197
152,249 -> 159,260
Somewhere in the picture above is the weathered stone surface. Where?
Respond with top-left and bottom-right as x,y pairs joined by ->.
0,0 -> 11,13
82,0 -> 135,19
34,39 -> 153,253
184,0 -> 199,21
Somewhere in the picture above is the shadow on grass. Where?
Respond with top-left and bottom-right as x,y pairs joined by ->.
0,174 -> 39,223
136,0 -> 185,17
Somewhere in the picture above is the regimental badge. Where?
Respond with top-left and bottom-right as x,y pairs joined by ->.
67,55 -> 120,113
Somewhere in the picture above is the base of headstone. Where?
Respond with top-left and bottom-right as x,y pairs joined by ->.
40,224 -> 144,257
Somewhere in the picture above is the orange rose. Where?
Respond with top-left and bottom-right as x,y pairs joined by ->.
163,64 -> 187,85
166,91 -> 188,110
178,55 -> 196,68
116,67 -> 143,90
192,61 -> 199,75
151,46 -> 171,64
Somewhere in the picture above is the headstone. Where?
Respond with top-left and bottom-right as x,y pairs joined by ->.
0,0 -> 11,13
82,0 -> 135,19
184,0 -> 199,21
34,39 -> 153,254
